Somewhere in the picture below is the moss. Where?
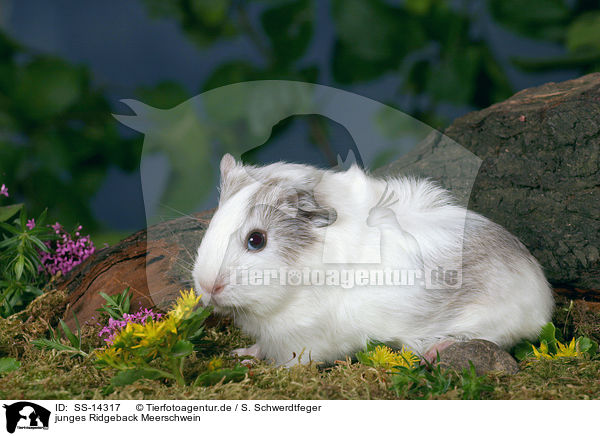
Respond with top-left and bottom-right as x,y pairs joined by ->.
0,289 -> 69,358
551,295 -> 600,347
489,359 -> 600,400
0,349 -> 110,400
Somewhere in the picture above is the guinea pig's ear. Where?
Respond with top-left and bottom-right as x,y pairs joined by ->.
220,153 -> 237,181
295,189 -> 337,228
218,155 -> 254,203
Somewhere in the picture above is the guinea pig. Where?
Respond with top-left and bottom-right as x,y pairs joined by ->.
192,153 -> 554,366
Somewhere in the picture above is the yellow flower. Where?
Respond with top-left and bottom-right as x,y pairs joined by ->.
130,321 -> 165,356
95,347 -> 118,365
531,338 -> 583,362
366,345 -> 419,369
396,346 -> 420,368
96,288 -> 206,371
162,317 -> 179,335
207,357 -> 223,371
168,289 -> 201,322
531,341 -> 553,360
555,338 -> 581,358
110,322 -> 136,348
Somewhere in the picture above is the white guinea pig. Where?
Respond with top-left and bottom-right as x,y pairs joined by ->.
193,154 -> 554,366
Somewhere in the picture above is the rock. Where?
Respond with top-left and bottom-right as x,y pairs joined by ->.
437,339 -> 519,375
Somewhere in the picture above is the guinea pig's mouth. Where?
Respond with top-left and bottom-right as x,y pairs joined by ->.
200,284 -> 228,308
204,292 -> 236,316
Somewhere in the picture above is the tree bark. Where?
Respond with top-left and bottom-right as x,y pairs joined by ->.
59,73 -> 600,327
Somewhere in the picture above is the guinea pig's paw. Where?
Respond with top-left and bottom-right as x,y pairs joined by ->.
231,343 -> 262,359
240,359 -> 255,367
422,339 -> 456,364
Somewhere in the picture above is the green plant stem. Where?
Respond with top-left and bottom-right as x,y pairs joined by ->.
147,367 -> 176,382
171,358 -> 186,386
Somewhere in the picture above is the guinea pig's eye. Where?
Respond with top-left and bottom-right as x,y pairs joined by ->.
246,230 -> 267,251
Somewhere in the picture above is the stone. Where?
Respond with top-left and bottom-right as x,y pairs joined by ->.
437,339 -> 519,375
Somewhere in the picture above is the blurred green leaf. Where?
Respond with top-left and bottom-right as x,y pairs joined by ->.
331,0 -> 427,83
576,336 -> 598,356
0,204 -> 23,223
14,256 -> 24,281
202,61 -> 261,92
261,0 -> 313,67
566,11 -> 600,53
142,0 -> 238,47
190,0 -> 229,26
512,51 -> 600,71
137,81 -> 189,109
539,322 -> 558,354
0,357 -> 20,375
171,340 -> 194,358
405,0 -> 437,15
488,0 -> 570,41
13,58 -> 84,120
513,340 -> 535,361
426,46 -> 480,105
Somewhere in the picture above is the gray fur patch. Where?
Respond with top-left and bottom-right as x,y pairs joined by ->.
246,176 -> 337,263
419,211 -> 543,324
247,203 -> 318,263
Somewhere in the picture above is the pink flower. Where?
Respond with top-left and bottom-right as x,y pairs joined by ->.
98,308 -> 163,344
38,223 -> 95,276
26,219 -> 36,230
0,184 -> 8,197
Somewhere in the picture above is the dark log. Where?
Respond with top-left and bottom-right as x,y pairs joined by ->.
59,74 -> 600,327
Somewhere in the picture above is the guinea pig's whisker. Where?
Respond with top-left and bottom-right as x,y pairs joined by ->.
154,216 -> 200,274
158,203 -> 207,223
171,261 -> 193,276
230,293 -> 249,321
384,198 -> 399,209
174,256 -> 195,270
375,184 -> 389,208
382,188 -> 396,207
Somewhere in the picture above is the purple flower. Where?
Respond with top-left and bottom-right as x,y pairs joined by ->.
26,219 -> 36,230
98,308 -> 163,344
0,184 -> 8,197
38,223 -> 95,276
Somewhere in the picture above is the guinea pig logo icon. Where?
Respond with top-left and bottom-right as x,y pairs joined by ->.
114,80 -> 481,296
3,402 -> 50,433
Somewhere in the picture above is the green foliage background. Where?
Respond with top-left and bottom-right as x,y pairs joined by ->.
1,0 -> 599,237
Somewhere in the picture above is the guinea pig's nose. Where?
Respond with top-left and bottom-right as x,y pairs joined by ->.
196,277 -> 225,295
210,282 -> 224,295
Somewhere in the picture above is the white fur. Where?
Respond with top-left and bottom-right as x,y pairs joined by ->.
193,157 -> 554,366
